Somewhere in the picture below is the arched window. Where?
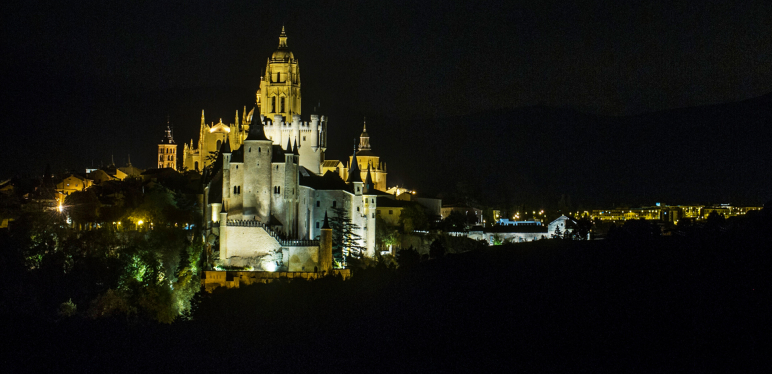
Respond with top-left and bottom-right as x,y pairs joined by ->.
194,161 -> 199,171
280,97 -> 285,113
271,97 -> 276,112
216,140 -> 221,149
258,147 -> 261,153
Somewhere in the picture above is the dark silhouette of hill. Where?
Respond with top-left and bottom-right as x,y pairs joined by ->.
369,94 -> 772,207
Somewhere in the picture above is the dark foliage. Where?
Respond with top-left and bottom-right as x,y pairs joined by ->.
3,204 -> 771,371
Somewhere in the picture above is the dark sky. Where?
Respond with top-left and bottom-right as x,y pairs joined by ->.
3,0 -> 771,205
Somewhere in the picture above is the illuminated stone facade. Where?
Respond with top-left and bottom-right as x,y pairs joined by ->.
200,28 -> 380,271
182,112 -> 229,172
322,120 -> 388,191
183,28 -> 327,175
158,124 -> 178,170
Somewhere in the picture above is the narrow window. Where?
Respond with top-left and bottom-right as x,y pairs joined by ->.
357,207 -> 360,212
249,147 -> 251,152
258,147 -> 261,153
333,201 -> 337,208
316,222 -> 319,229
272,97 -> 276,112
389,210 -> 393,215
372,213 -> 375,218
316,201 -> 320,207
280,97 -> 285,112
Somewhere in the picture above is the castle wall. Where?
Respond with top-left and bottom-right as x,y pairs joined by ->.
220,225 -> 282,260
287,246 -> 319,272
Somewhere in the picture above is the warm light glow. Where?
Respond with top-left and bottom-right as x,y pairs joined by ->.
265,262 -> 277,272
138,220 -> 144,225
57,204 -> 63,213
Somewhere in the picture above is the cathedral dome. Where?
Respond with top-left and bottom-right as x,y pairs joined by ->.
271,26 -> 294,61
271,48 -> 294,61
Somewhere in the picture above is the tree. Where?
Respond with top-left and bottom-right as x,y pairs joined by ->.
552,225 -> 562,239
330,206 -> 365,265
429,239 -> 446,259
399,202 -> 428,233
64,190 -> 101,230
440,210 -> 468,232
375,215 -> 400,254
396,246 -> 420,269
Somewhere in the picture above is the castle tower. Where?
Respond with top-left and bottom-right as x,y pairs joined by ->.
258,26 -> 301,121
242,109 -> 273,223
158,121 -> 177,170
319,211 -> 333,273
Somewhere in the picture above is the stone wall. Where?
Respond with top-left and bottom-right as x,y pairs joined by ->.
287,245 -> 319,272
221,225 -> 281,260
202,269 -> 351,292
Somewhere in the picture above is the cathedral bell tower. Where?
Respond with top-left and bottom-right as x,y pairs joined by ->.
158,120 -> 177,170
258,26 -> 301,120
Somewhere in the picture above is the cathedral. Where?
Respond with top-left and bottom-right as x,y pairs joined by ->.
187,27 -> 389,272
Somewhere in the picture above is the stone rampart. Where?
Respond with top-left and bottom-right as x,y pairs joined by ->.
202,269 -> 351,292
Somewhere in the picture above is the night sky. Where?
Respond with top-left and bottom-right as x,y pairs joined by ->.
3,1 -> 771,206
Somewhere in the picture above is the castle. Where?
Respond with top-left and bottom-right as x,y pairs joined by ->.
185,27 -> 387,272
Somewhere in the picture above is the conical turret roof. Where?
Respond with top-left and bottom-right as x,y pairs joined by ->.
347,145 -> 363,183
246,108 -> 269,141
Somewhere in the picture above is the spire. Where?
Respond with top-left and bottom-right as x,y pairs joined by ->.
322,210 -> 330,229
364,164 -> 374,192
359,117 -> 371,151
127,154 -> 131,166
278,25 -> 288,48
222,138 -> 231,153
286,137 -> 293,152
245,107 -> 270,141
201,110 -> 205,126
162,120 -> 175,144
347,143 -> 363,183
292,138 -> 299,155
111,154 -> 115,167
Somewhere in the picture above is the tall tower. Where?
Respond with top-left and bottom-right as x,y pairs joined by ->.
258,26 -> 301,120
158,121 -> 177,170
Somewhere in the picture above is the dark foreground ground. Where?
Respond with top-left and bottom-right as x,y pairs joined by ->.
3,234 -> 770,372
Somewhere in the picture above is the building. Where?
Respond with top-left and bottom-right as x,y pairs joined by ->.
55,174 -> 93,202
158,123 -> 178,170
468,215 -> 575,244
321,120 -> 388,191
199,28 -> 386,272
182,114 -> 230,172
441,203 -> 483,225
183,27 -> 329,176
